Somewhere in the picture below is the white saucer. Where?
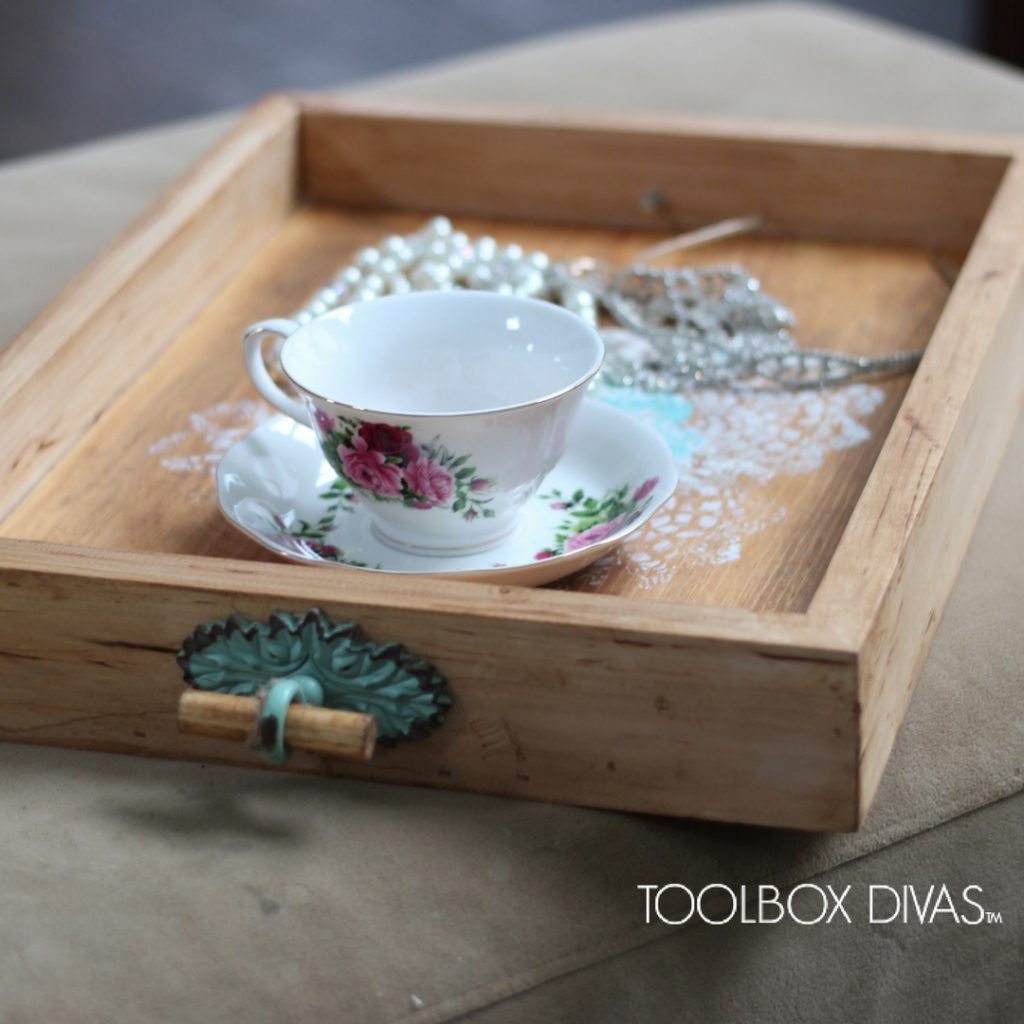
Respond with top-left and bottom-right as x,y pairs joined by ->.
217,398 -> 678,586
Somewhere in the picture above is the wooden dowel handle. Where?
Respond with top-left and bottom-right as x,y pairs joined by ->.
178,690 -> 377,761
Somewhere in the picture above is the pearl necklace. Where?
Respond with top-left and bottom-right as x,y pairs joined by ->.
293,216 -> 923,391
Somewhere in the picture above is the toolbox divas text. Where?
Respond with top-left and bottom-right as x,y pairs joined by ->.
639,883 -> 1004,926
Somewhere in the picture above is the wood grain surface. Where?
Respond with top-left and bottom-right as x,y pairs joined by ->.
0,207 -> 952,613
0,94 -> 300,524
809,158 -> 1024,814
301,99 -> 1010,247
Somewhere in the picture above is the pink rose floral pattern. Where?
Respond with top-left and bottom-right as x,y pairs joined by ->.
314,410 -> 495,520
534,477 -> 659,560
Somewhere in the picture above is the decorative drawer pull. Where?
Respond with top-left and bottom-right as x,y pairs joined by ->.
176,608 -> 451,764
179,685 -> 377,762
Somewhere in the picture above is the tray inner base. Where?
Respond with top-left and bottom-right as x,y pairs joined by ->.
0,206 -> 954,612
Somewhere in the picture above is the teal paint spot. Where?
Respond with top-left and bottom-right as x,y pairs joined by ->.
595,383 -> 699,462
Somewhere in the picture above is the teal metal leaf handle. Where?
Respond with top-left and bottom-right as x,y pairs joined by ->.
177,609 -> 451,748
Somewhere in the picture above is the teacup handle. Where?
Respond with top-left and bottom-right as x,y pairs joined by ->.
243,318 -> 308,423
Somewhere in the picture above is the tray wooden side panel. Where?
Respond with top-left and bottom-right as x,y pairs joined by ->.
299,98 -> 1009,248
808,158 -> 1024,816
0,541 -> 858,831
0,95 -> 300,522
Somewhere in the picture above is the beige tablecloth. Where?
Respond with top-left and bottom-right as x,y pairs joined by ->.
1,5 -> 1021,1021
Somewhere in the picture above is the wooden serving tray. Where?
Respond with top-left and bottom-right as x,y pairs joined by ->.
2,95 -> 1022,830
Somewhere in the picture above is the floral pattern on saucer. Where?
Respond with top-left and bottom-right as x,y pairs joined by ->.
313,409 -> 496,520
535,477 -> 659,560
218,400 -> 678,586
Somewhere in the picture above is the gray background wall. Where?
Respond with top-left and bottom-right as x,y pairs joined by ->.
0,0 -> 1007,160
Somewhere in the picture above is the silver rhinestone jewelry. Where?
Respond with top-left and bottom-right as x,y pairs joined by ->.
293,216 -> 926,391
600,263 -> 922,390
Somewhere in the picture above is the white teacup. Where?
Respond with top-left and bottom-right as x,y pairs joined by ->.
243,291 -> 604,554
